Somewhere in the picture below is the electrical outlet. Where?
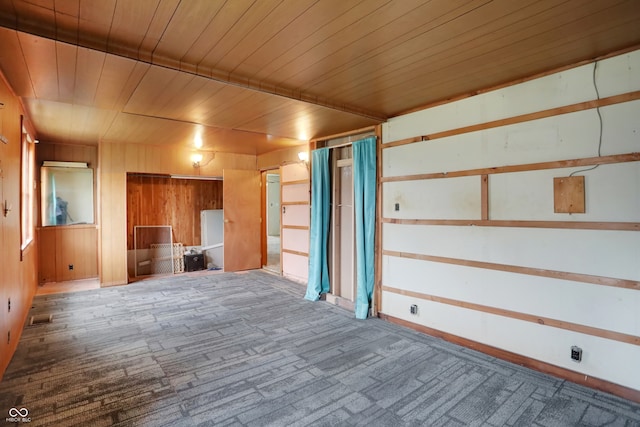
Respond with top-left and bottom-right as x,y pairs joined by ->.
395,203 -> 400,211
410,304 -> 418,315
7,297 -> 10,312
571,346 -> 582,362
68,264 -> 74,271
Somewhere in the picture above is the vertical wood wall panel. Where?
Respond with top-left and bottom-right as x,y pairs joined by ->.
0,72 -> 38,379
100,141 -> 255,285
126,175 -> 223,249
35,142 -> 99,283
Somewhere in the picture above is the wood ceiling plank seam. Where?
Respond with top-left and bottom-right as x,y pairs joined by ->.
107,0 -> 161,60
315,0 -> 573,104
5,18 -> 387,121
302,0 -> 495,99
137,0 -> 181,63
112,60 -> 150,113
183,80 -> 247,124
262,0 -> 426,88
74,46 -> 107,107
382,30 -> 638,116
122,66 -> 182,116
178,0 -> 250,69
323,0 -> 570,107
345,0 -> 635,112
173,77 -> 229,124
424,2 -> 640,99
154,73 -> 205,119
55,40 -> 77,104
245,0 -> 390,82
198,0 -> 281,71
54,0 -> 79,18
0,27 -> 36,98
145,72 -> 197,118
151,0 -> 228,67
54,5 -> 79,46
147,0 -> 183,63
231,98 -> 311,134
456,23 -> 640,99
93,54 -> 133,110
222,0 -> 319,76
17,31 -> 59,100
77,0 -> 116,53
0,0 -> 18,27
235,0 -> 360,78
264,3 -> 456,89
11,0 -> 56,40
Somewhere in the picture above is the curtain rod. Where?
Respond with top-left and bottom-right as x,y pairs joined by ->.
310,125 -> 377,143
324,135 -> 378,150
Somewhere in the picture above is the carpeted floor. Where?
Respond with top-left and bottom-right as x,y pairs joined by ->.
1,270 -> 639,426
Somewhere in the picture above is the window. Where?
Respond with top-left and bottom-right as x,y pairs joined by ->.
20,118 -> 35,252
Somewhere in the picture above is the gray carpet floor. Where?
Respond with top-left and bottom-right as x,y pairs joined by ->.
1,270 -> 639,426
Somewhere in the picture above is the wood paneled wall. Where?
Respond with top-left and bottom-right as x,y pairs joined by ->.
100,141 -> 255,286
0,72 -> 38,379
257,144 -> 308,170
35,142 -> 99,283
38,225 -> 98,283
126,174 -> 223,249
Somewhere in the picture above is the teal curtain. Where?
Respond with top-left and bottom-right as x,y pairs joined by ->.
353,136 -> 377,319
304,147 -> 331,301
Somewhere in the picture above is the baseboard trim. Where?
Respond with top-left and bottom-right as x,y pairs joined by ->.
378,313 -> 640,404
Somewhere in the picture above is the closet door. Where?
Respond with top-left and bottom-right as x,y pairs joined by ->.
223,169 -> 261,272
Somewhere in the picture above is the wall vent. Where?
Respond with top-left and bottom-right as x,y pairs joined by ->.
29,314 -> 53,325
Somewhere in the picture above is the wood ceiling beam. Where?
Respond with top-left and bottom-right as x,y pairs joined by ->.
0,20 -> 388,123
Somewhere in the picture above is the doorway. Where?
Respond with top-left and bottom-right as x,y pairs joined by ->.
330,147 -> 356,302
264,171 -> 281,273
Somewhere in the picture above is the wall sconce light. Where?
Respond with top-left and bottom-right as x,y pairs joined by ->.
298,151 -> 309,170
191,153 -> 203,168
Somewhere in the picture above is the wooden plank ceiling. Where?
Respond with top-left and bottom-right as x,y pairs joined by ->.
0,0 -> 639,155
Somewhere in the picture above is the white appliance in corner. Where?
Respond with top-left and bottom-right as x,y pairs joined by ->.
201,209 -> 224,269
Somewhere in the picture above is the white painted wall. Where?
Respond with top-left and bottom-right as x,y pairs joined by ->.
281,163 -> 310,284
381,49 -> 640,390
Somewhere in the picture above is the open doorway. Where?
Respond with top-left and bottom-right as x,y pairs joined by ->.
263,170 -> 281,273
329,146 -> 356,305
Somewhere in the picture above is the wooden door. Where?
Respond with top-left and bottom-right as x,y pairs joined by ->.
223,169 -> 261,271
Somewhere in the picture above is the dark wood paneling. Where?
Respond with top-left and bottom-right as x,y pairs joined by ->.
126,175 -> 223,249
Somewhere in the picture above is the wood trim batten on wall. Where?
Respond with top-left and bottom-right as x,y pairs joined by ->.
379,48 -> 640,404
378,313 -> 640,404
382,218 -> 640,232
381,153 -> 640,183
382,285 -> 640,346
282,248 -> 308,257
384,92 -> 640,149
382,250 -> 640,291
